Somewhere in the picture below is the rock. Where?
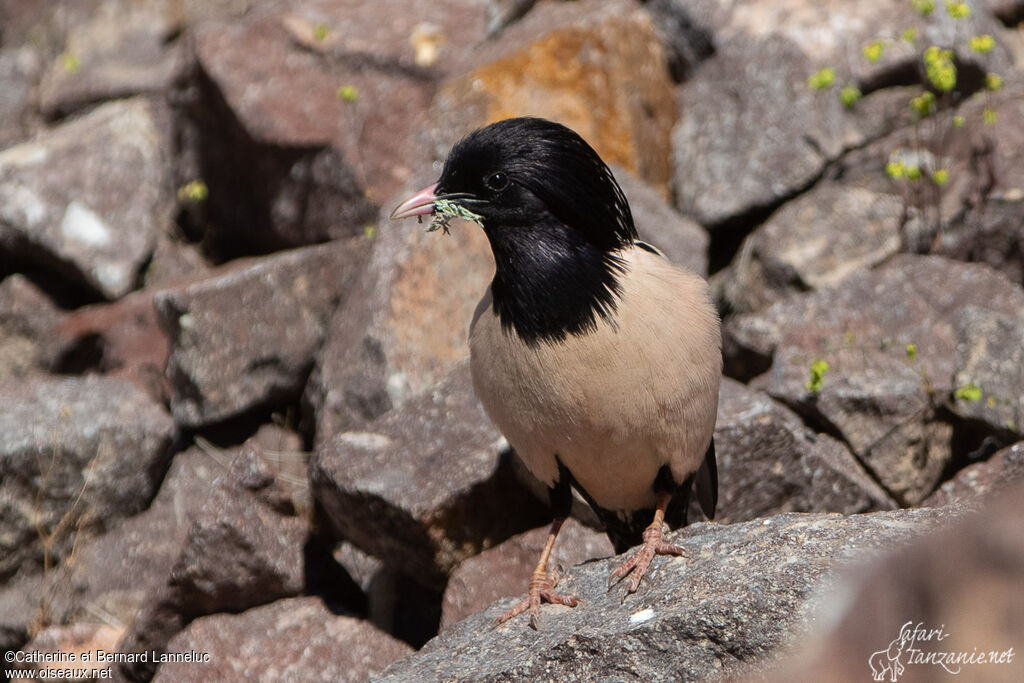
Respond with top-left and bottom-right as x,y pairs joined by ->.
765,481 -> 1024,683
724,255 -> 1024,504
156,239 -> 369,429
366,569 -> 445,649
611,164 -> 708,276
311,361 -> 551,591
378,506 -> 956,682
671,0 -> 1011,227
152,597 -> 413,683
713,378 -> 895,523
183,0 -> 490,258
306,184 -> 494,440
0,98 -> 174,299
37,0 -> 182,118
0,375 -> 176,581
429,0 -> 676,195
641,0 -> 716,82
11,623 -> 123,680
950,307 -> 1024,436
142,234 -> 212,289
441,518 -> 614,630
922,441 -> 1024,508
0,44 -> 42,149
0,274 -> 63,379
116,429 -> 311,681
719,182 -> 911,314
0,572 -> 40,659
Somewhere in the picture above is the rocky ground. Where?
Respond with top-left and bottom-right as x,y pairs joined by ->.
1,0 -> 1023,681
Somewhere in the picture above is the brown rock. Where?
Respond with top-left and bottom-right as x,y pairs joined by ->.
156,239 -> 369,428
950,307 -> 1024,437
765,481 -> 1024,683
724,255 -> 1024,504
0,44 -> 42,149
441,518 -> 613,630
153,597 -> 413,683
0,98 -> 174,299
429,0 -> 676,195
0,274 -> 62,379
713,378 -> 895,523
311,361 -> 550,591
0,375 -> 176,581
12,623 -> 123,680
922,441 -> 1024,508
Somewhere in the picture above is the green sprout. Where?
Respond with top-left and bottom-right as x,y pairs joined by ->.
912,0 -> 935,16
911,90 -> 936,117
177,179 -> 209,203
924,46 -> 956,92
945,1 -> 970,19
954,384 -> 982,402
986,73 -> 1003,91
902,28 -> 918,45
363,224 -> 377,239
983,107 -> 998,124
932,169 -> 949,185
969,35 -> 995,54
61,53 -> 81,74
806,360 -> 830,394
840,86 -> 862,108
864,41 -> 884,63
428,198 -> 484,234
906,343 -> 917,359
808,67 -> 836,90
314,24 -> 329,42
887,160 -> 906,179
906,165 -> 922,180
952,115 -> 965,127
337,85 -> 358,102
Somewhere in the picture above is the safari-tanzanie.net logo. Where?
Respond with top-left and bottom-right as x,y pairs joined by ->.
869,621 -> 1015,681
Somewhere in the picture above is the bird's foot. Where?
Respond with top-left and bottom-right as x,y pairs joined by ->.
608,523 -> 682,600
496,568 -> 579,630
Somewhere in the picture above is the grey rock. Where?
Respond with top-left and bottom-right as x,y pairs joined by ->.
37,0 -> 182,118
724,255 -> 1024,504
923,441 -> 1024,508
0,45 -> 43,149
671,0 -> 1010,227
950,307 -> 1024,436
156,239 -> 369,428
611,164 -> 708,277
153,597 -> 413,683
311,361 -> 551,591
0,98 -> 174,299
441,519 -> 614,630
0,274 -> 63,380
0,375 -> 176,581
10,622 -> 123,679
764,481 -> 1024,682
713,378 -> 895,523
379,506 -> 956,682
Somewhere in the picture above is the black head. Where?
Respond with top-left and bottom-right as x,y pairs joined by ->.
391,117 -> 640,346
435,117 -> 636,250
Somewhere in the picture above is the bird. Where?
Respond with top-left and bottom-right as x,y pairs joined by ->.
390,117 -> 721,629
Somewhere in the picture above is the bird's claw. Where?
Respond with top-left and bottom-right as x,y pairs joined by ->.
495,569 -> 579,630
607,525 -> 683,599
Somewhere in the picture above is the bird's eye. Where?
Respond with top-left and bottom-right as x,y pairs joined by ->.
484,171 -> 509,191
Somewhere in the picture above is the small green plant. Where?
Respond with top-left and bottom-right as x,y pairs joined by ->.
969,35 -> 995,54
61,53 -> 81,74
806,360 -> 830,394
864,41 -> 885,63
840,86 -> 863,108
337,85 -> 359,102
363,224 -> 377,239
313,23 -> 329,42
428,198 -> 484,234
905,343 -> 917,359
983,107 -> 998,124
945,1 -> 970,19
954,384 -> 982,402
808,68 -> 836,90
912,0 -> 935,16
177,179 -> 209,203
923,46 -> 956,92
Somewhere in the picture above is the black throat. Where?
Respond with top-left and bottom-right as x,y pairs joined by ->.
485,216 -> 626,346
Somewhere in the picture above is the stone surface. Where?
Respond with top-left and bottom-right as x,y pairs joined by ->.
0,375 -> 176,581
0,44 -> 42,149
0,274 -> 63,380
611,164 -> 708,277
922,441 -> 1024,508
441,518 -> 614,630
724,255 -> 1024,504
766,481 -> 1024,683
306,184 -> 495,440
0,98 -> 174,299
11,623 -> 123,679
311,361 -> 550,591
429,0 -> 676,195
153,597 -> 413,683
379,506 -> 955,682
671,0 -> 1010,227
156,239 -> 369,428
37,0 -> 182,117
712,378 -> 895,523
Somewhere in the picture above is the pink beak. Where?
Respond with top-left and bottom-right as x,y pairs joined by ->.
390,183 -> 438,220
